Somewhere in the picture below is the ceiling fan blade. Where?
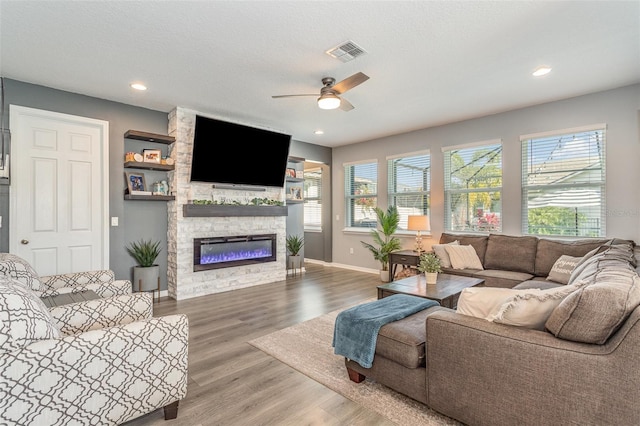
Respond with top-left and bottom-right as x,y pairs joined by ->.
339,97 -> 354,111
332,72 -> 369,94
272,94 -> 318,98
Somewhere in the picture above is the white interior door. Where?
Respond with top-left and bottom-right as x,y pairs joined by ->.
9,105 -> 109,275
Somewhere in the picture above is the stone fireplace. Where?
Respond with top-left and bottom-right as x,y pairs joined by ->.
166,107 -> 287,300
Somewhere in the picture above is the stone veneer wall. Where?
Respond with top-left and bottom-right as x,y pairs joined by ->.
166,107 -> 287,300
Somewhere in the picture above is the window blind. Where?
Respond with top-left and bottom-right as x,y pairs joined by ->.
521,126 -> 606,237
345,161 -> 377,228
387,151 -> 430,230
303,168 -> 322,231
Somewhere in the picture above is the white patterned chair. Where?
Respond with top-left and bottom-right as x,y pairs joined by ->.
0,275 -> 189,425
0,253 -> 131,298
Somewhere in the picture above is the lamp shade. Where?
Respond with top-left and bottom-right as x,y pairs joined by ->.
407,215 -> 430,231
317,93 -> 341,110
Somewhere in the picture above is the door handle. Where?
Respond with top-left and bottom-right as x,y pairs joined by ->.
20,239 -> 29,245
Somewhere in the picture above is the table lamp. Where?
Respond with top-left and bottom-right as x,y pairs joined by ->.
407,215 -> 430,254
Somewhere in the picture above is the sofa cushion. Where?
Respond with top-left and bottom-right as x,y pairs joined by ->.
546,268 -> 640,344
473,269 -> 533,288
484,234 -> 538,275
568,244 -> 636,285
432,240 -> 458,268
439,233 -> 488,264
0,253 -> 44,293
547,255 -> 582,285
0,276 -> 61,354
457,287 -> 520,320
376,306 -> 446,369
514,280 -> 562,290
534,238 -> 609,277
445,245 -> 483,270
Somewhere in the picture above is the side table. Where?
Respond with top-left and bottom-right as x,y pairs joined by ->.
388,250 -> 421,281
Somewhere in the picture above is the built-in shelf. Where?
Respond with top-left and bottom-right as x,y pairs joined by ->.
125,194 -> 175,201
183,204 -> 288,217
285,177 -> 303,183
124,161 -> 175,171
288,155 -> 304,163
286,199 -> 303,204
124,130 -> 175,144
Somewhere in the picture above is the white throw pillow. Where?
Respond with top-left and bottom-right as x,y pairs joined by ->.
547,255 -> 582,285
491,282 -> 584,330
457,287 -> 522,319
432,240 -> 459,268
444,244 -> 484,270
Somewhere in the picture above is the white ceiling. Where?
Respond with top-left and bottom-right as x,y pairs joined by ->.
1,1 -> 638,148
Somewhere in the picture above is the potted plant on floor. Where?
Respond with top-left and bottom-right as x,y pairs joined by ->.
286,234 -> 304,273
360,206 -> 402,282
417,251 -> 442,284
126,239 -> 162,293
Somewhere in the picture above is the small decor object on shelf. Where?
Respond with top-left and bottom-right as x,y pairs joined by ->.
125,151 -> 137,162
125,171 -> 147,193
133,152 -> 144,162
289,187 -> 303,200
417,251 -> 442,284
142,149 -> 161,163
295,170 -> 304,179
286,168 -> 296,178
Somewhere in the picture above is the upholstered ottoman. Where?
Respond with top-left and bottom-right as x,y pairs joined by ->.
344,305 -> 448,403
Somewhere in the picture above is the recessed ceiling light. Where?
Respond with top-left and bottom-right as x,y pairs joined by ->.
130,83 -> 147,91
532,66 -> 552,77
314,130 -> 324,135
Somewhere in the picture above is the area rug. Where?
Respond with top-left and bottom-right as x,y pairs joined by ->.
248,301 -> 461,426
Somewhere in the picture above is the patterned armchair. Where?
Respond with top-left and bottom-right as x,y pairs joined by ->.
0,253 -> 131,297
0,275 -> 189,425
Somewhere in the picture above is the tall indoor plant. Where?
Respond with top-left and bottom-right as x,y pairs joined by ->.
126,239 -> 162,293
360,206 -> 402,282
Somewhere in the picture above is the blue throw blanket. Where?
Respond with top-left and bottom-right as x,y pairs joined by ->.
332,294 -> 439,368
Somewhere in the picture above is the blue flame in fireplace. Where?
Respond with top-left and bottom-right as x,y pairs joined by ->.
200,239 -> 273,265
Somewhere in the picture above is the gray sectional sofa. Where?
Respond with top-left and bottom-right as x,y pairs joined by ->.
344,234 -> 640,426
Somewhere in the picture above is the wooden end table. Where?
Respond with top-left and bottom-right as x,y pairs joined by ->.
377,273 -> 484,308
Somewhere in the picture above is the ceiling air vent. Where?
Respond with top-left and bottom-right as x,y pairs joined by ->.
325,41 -> 367,63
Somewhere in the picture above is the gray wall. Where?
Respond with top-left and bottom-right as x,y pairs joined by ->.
0,79 -> 333,287
332,84 -> 640,272
288,140 -> 333,262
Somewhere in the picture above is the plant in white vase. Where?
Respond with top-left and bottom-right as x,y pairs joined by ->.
417,251 -> 442,284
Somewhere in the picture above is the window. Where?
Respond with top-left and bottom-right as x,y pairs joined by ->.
387,151 -> 430,230
345,160 -> 377,228
303,167 -> 322,231
443,140 -> 502,232
522,125 -> 606,237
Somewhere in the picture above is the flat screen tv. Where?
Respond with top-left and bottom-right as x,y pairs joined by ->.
190,115 -> 292,188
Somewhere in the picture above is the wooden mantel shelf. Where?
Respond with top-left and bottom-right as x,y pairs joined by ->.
183,204 -> 288,217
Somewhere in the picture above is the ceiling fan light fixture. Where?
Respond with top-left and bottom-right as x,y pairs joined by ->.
317,93 -> 341,110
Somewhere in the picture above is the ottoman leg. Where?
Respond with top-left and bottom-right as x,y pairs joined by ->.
347,366 -> 366,383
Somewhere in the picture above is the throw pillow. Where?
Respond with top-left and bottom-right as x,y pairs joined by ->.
546,268 -> 640,344
491,282 -> 584,330
444,244 -> 484,270
432,240 -> 459,268
0,276 -> 61,354
547,255 -> 582,285
0,253 -> 44,293
456,287 -> 522,319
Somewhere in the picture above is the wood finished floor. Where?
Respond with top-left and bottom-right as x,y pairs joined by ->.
124,263 -> 396,426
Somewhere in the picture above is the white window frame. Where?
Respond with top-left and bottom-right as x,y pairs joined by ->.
303,166 -> 322,232
442,139 -> 503,233
521,124 -> 606,237
387,150 -> 430,231
344,159 -> 378,229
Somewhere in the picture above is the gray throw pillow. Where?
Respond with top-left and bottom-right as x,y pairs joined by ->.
547,255 -> 582,285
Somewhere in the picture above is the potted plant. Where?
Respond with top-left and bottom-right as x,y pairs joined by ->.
286,234 -> 304,274
360,206 -> 402,282
417,251 -> 442,284
126,239 -> 162,293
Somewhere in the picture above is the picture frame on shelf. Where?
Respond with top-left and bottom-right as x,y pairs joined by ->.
142,149 -> 162,163
295,170 -> 304,179
285,168 -> 296,178
125,171 -> 147,193
289,186 -> 303,200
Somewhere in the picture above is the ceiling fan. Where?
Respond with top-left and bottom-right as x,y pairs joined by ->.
272,72 -> 369,111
